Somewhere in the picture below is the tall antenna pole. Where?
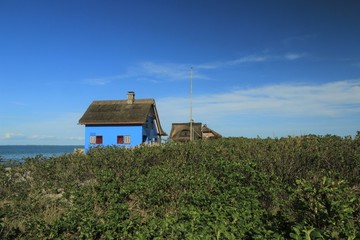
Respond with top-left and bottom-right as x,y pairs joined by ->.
190,66 -> 193,141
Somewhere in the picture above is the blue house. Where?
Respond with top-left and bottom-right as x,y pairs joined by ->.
79,91 -> 167,152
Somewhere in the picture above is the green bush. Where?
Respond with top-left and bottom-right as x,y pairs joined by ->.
0,135 -> 359,239
289,177 -> 359,239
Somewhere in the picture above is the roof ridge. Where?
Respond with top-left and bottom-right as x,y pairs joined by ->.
92,98 -> 155,104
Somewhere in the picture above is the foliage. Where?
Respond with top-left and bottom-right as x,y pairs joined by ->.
288,177 -> 359,239
0,134 -> 359,239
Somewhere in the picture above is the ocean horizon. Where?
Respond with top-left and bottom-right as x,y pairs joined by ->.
0,145 -> 83,162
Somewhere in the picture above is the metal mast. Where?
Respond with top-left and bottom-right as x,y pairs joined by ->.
190,66 -> 193,141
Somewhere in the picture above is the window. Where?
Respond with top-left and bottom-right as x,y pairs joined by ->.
117,136 -> 124,144
117,135 -> 131,144
180,130 -> 190,137
96,136 -> 103,144
90,135 -> 103,144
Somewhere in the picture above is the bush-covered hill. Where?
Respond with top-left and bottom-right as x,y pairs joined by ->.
1,134 -> 359,239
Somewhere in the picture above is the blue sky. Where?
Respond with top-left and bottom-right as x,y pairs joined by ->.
0,0 -> 359,145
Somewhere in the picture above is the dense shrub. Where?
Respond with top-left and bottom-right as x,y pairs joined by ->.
0,134 -> 359,239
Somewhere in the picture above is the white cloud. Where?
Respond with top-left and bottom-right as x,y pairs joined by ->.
197,53 -> 305,70
83,75 -> 125,85
157,80 -> 360,137
28,135 -> 57,140
116,53 -> 298,83
82,62 -> 208,85
66,136 -> 84,141
140,62 -> 188,80
138,62 -> 211,82
82,52 -> 305,85
0,112 -> 84,145
10,101 -> 28,107
0,133 -> 57,142
284,53 -> 305,60
230,55 -> 269,64
84,78 -> 111,86
1,132 -> 25,140
196,55 -> 269,70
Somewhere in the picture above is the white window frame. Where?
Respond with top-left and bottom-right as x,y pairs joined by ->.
124,135 -> 131,144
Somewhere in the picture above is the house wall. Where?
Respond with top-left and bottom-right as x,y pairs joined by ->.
142,115 -> 159,144
84,125 -> 143,152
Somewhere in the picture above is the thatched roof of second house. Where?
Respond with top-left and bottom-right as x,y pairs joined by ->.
170,122 -> 221,142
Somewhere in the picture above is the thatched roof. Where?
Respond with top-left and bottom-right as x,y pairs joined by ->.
201,124 -> 222,139
170,122 -> 202,142
79,98 -> 167,136
170,122 -> 221,142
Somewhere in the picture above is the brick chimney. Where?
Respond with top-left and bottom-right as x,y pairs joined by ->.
127,91 -> 135,104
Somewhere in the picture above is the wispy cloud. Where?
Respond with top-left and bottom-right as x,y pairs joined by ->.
1,132 -> 57,141
142,62 -> 215,82
0,112 -> 84,145
213,80 -> 359,116
204,80 -> 360,117
197,53 -> 305,70
83,75 -> 126,85
1,132 -> 25,140
28,135 -> 57,140
197,55 -> 269,69
82,62 -> 209,85
223,55 -> 269,66
10,101 -> 28,107
82,52 -> 306,85
284,53 -> 306,60
126,53 -> 306,82
139,62 -> 189,81
157,79 -> 360,136
66,136 -> 84,141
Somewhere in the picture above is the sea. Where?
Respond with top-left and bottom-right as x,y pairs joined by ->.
0,145 -> 83,162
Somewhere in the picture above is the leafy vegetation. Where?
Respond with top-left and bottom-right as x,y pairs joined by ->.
1,133 -> 359,239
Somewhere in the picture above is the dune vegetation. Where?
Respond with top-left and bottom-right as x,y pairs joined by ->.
1,133 -> 359,239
